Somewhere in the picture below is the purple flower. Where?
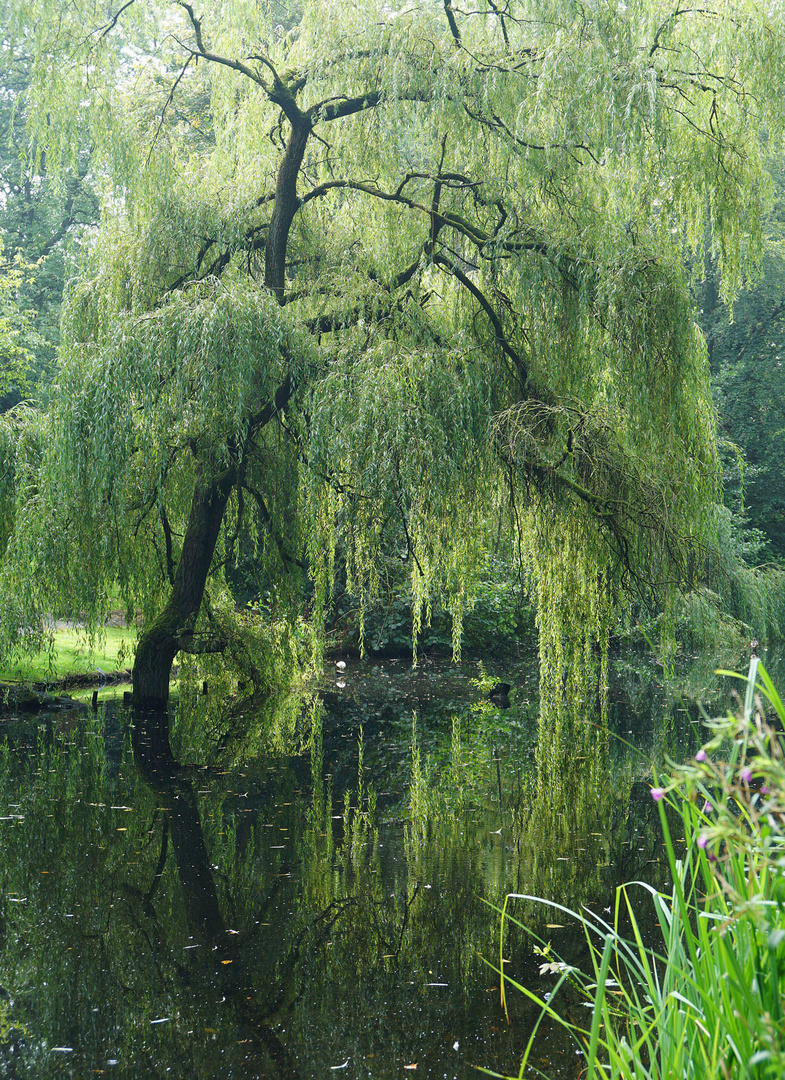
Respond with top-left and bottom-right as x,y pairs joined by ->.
761,785 -> 770,795
651,787 -> 665,802
697,834 -> 709,849
702,800 -> 712,814
695,749 -> 707,763
741,767 -> 752,784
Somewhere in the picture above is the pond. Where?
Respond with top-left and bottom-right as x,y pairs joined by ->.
0,647 -> 766,1079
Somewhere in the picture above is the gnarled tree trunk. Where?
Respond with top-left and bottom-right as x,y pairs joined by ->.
132,466 -> 236,709
131,98 -> 310,711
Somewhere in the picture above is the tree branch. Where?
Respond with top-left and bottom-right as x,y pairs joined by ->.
243,482 -> 306,571
176,631 -> 227,655
308,91 -> 383,123
431,251 -> 529,382
175,3 -> 270,92
443,0 -> 462,47
146,53 -> 195,167
98,0 -> 138,41
247,372 -> 296,437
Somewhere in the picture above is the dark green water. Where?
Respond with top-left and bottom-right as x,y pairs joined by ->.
0,650 -> 759,1079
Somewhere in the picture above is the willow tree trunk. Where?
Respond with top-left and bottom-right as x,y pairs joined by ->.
131,105 -> 310,710
132,466 -> 236,709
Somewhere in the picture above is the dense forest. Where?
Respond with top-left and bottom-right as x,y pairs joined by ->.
1,0 -> 785,716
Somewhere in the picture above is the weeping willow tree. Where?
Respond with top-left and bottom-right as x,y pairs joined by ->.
1,0 -> 784,708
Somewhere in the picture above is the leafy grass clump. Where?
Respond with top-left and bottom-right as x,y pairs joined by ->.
498,658 -> 785,1080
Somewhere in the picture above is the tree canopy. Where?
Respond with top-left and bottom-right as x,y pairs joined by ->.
2,0 -> 785,708
0,16 -> 98,403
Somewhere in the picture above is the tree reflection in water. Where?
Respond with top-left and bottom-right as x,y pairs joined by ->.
0,665 -> 672,1079
131,708 -> 300,1078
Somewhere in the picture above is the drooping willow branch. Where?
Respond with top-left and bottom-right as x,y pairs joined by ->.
498,400 -> 715,601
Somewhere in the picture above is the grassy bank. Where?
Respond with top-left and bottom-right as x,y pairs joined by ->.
0,627 -> 135,684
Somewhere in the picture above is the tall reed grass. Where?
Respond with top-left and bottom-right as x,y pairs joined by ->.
497,657 -> 785,1079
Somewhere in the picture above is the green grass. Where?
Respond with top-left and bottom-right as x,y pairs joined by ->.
0,626 -> 136,684
496,658 -> 785,1080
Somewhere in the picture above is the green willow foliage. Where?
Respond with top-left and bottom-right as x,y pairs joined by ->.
1,0 -> 784,702
3,263 -> 312,623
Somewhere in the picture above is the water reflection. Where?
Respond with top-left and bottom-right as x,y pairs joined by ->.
0,654 -> 716,1078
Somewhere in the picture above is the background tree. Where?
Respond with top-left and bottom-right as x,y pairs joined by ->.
2,0 -> 785,710
0,244 -> 38,396
699,165 -> 785,563
0,12 -> 99,406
